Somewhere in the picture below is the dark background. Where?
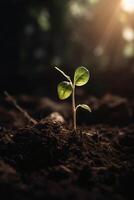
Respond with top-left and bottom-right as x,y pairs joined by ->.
0,0 -> 134,97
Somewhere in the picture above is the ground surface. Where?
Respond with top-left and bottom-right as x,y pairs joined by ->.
0,94 -> 134,200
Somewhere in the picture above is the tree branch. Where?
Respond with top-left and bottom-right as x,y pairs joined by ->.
4,91 -> 38,125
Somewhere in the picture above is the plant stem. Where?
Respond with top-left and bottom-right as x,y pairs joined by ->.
72,85 -> 76,132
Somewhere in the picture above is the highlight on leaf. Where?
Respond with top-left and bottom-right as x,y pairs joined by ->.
57,81 -> 72,100
76,104 -> 91,112
74,66 -> 90,86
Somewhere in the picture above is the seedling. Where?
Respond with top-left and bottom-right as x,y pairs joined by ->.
55,66 -> 91,132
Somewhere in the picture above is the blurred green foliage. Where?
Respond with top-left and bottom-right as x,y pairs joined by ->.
0,0 -> 134,95
19,0 -> 134,76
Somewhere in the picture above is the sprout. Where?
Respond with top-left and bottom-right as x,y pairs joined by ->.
55,66 -> 91,132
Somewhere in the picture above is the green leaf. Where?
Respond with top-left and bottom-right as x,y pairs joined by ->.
76,104 -> 91,112
57,81 -> 72,100
74,67 -> 90,86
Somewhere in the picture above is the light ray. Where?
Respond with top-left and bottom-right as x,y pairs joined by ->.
121,0 -> 134,13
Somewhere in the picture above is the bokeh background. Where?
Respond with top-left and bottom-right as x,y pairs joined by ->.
1,0 -> 134,97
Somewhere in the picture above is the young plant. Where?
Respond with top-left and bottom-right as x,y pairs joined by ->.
55,66 -> 91,132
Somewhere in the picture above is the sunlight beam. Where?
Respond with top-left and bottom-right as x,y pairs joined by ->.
121,0 -> 134,13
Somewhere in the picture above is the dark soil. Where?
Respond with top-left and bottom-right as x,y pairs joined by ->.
0,94 -> 134,200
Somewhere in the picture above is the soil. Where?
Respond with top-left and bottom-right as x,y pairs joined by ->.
0,93 -> 134,200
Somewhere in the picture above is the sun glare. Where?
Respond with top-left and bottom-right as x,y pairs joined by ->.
121,0 -> 134,13
122,27 -> 134,41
